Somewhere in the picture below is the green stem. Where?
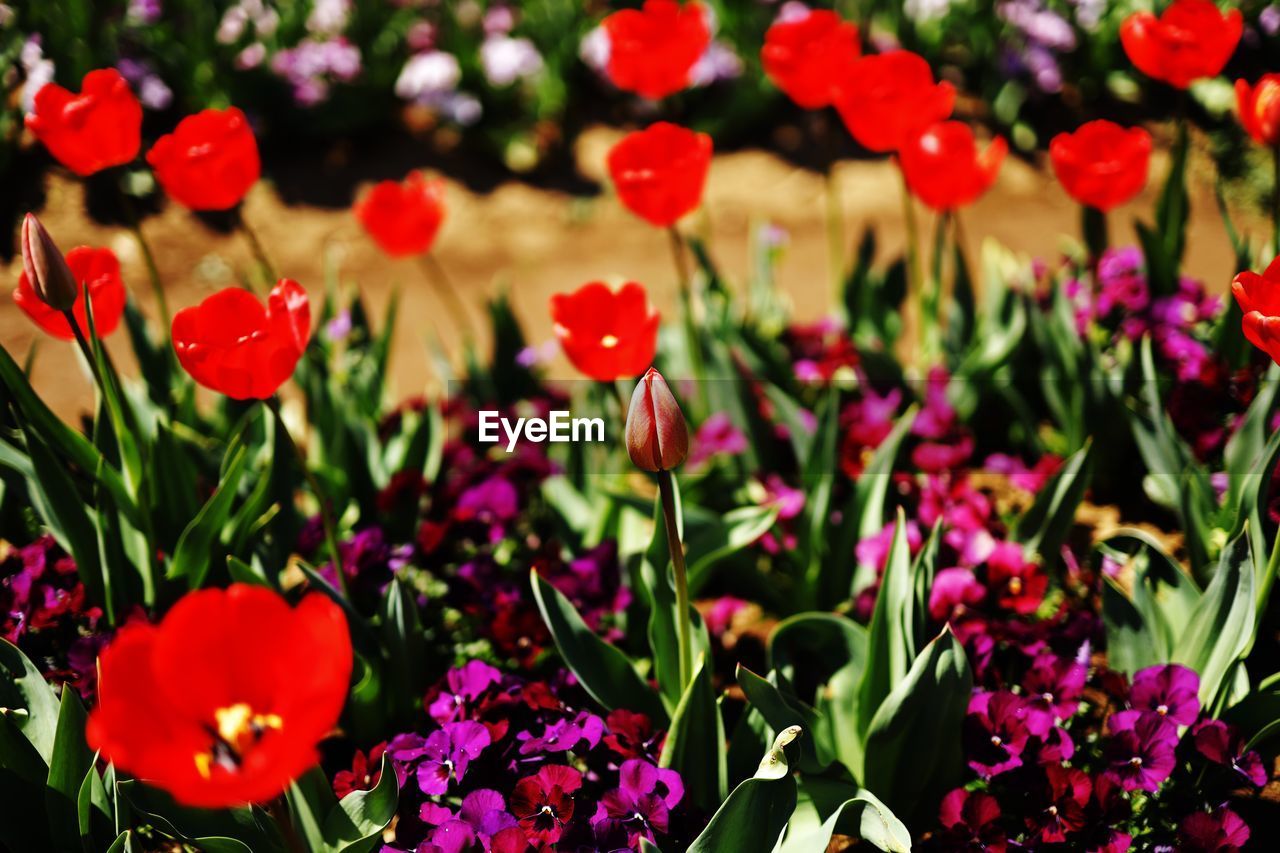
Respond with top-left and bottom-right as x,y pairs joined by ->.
419,253 -> 476,343
266,397 -> 349,600
238,208 -> 278,283
64,309 -> 107,395
657,469 -> 693,691
116,181 -> 170,331
667,227 -> 708,411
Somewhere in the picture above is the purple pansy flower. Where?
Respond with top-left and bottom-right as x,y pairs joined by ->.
1130,663 -> 1200,726
1104,710 -> 1177,792
1179,807 -> 1251,853
964,690 -> 1049,778
517,710 -> 604,755
410,721 -> 492,795
1190,719 -> 1268,788
429,660 -> 503,725
590,759 -> 684,848
1022,650 -> 1087,721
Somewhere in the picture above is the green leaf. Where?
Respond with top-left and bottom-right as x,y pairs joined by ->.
658,654 -> 726,811
1101,575 -> 1160,676
380,579 -> 425,726
119,780 -> 284,851
857,509 -> 914,739
530,570 -> 668,724
287,767 -> 337,852
686,726 -> 801,853
46,688 -> 93,851
737,665 -> 833,773
169,441 -> 250,588
1101,531 -> 1201,661
768,613 -> 867,690
1173,531 -> 1256,713
322,754 -> 399,853
862,628 -> 972,822
781,781 -> 911,853
0,638 -> 60,762
1014,441 -> 1093,563
77,758 -> 114,852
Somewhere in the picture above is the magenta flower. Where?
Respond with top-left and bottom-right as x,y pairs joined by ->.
590,759 -> 684,848
842,386 -> 903,449
1190,719 -> 1268,787
1179,807 -> 1251,853
1022,650 -> 1087,721
429,660 -> 504,725
1027,764 -> 1091,843
1130,663 -> 1200,726
687,412 -> 748,468
510,764 -> 582,846
928,567 -> 985,622
964,690 -> 1050,778
856,519 -> 923,571
516,710 -> 605,755
1103,710 -> 1177,792
393,721 -> 492,796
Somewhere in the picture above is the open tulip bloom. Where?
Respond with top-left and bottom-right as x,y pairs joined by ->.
8,7 -> 1280,853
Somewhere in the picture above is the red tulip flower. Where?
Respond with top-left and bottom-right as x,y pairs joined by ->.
86,584 -> 352,808
171,279 -> 311,400
354,172 -> 447,258
1119,0 -> 1242,90
899,121 -> 1007,212
147,108 -> 261,210
1232,257 -> 1280,365
607,122 -> 712,228
13,246 -> 126,340
626,367 -> 689,472
1236,75 -> 1280,148
550,281 -> 659,382
25,68 -> 142,177
1049,120 -> 1152,212
833,51 -> 955,153
602,0 -> 710,100
761,10 -> 860,109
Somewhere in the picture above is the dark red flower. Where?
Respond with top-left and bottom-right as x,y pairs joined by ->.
1190,719 -> 1268,787
171,278 -> 311,400
602,0 -> 710,100
86,585 -> 352,808
1236,75 -> 1280,147
1179,808 -> 1251,853
353,172 -> 446,258
604,709 -> 661,760
900,121 -> 1006,212
607,122 -> 712,228
550,281 -> 659,382
1028,764 -> 1091,843
761,10 -> 860,109
833,51 -> 955,153
332,742 -> 385,799
1231,257 -> 1280,364
938,787 -> 1006,852
1120,0 -> 1242,90
25,68 -> 142,176
510,764 -> 582,846
14,245 -> 126,341
147,107 -> 260,210
984,542 -> 1046,615
1049,120 -> 1152,212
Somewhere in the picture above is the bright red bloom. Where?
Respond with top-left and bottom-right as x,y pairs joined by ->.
354,172 -> 446,258
550,281 -> 659,382
510,764 -> 582,846
900,121 -> 1006,211
1232,257 -> 1280,365
1119,0 -> 1242,90
1236,75 -> 1280,147
171,279 -> 311,400
833,51 -> 955,153
607,122 -> 712,227
1049,120 -> 1152,212
147,108 -> 260,210
602,0 -> 710,100
13,246 -> 126,341
25,69 -> 142,177
86,585 -> 352,808
761,10 -> 860,109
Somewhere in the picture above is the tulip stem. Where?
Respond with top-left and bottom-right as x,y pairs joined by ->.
63,310 -> 106,394
266,397 -> 349,600
419,254 -> 477,345
237,208 -> 278,283
666,227 -> 708,411
115,183 -> 170,332
657,469 -> 693,692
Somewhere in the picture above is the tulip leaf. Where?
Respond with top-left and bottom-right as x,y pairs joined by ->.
1100,574 -> 1161,676
323,755 -> 399,853
1014,440 -> 1093,564
862,627 -> 972,822
1173,531 -> 1256,714
768,612 -> 868,694
46,687 -> 93,851
530,569 -> 668,724
856,508 -> 914,740
781,779 -> 911,853
658,653 -> 726,811
380,579 -> 426,726
77,757 -> 114,851
737,665 -> 833,774
168,441 -> 250,588
1100,530 -> 1201,661
0,638 -> 61,763
118,780 -> 284,851
686,725 -> 801,853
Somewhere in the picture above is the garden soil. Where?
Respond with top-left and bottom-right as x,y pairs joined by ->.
0,126 -> 1246,420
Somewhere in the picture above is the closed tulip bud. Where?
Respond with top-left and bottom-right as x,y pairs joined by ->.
21,213 -> 80,311
625,367 -> 688,472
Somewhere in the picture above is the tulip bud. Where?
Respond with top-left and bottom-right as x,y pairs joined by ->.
625,367 -> 689,472
21,213 -> 80,311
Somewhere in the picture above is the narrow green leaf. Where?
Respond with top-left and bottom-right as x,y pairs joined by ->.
658,654 -> 726,811
686,726 -> 801,853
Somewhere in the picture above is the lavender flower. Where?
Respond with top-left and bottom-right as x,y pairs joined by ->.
394,720 -> 491,796
306,0 -> 351,37
126,0 -> 162,26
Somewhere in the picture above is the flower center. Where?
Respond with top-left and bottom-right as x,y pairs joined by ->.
600,334 -> 620,349
1129,756 -> 1143,767
990,735 -> 1003,747
1156,704 -> 1169,716
1008,577 -> 1023,595
1047,805 -> 1058,816
194,703 -> 283,778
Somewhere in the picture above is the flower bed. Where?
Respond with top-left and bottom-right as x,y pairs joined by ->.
4,3 -> 1280,853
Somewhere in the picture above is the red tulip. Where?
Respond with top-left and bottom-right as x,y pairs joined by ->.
19,212 -> 79,312
147,108 -> 261,210
171,279 -> 311,400
1120,0 -> 1241,90
626,367 -> 688,472
833,51 -> 955,153
607,122 -> 712,228
25,68 -> 142,177
14,246 -> 126,340
1232,257 -> 1280,365
1236,75 -> 1280,148
761,10 -> 860,109
602,0 -> 710,100
1049,120 -> 1152,213
550,281 -> 659,382
86,584 -> 352,808
354,172 -> 447,258
899,121 -> 1006,212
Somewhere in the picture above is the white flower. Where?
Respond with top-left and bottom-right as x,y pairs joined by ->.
395,50 -> 461,101
480,35 -> 543,87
